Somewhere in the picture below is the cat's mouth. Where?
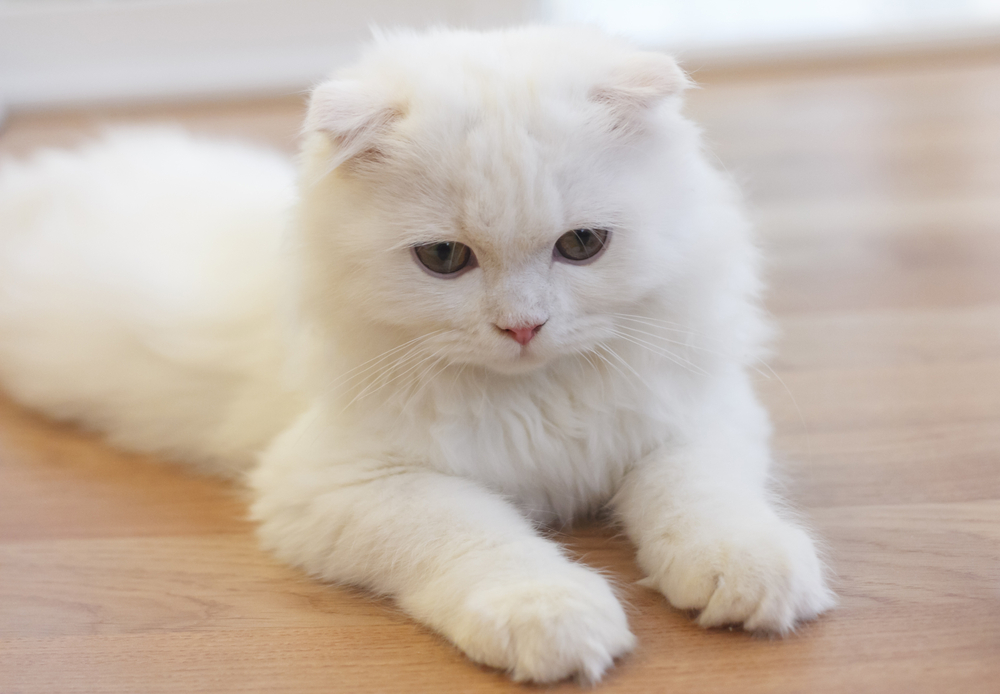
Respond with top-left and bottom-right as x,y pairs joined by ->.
487,341 -> 551,374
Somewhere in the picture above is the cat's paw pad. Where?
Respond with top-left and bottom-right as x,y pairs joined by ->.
452,567 -> 635,683
648,520 -> 835,633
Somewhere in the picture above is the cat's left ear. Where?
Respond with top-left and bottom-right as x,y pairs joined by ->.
304,79 -> 401,170
591,52 -> 691,122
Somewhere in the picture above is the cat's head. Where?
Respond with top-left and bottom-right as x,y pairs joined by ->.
294,26 -> 729,378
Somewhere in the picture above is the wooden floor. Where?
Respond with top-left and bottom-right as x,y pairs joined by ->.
2,52 -> 999,693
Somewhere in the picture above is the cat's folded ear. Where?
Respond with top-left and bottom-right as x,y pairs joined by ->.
591,52 -> 691,127
304,80 -> 402,170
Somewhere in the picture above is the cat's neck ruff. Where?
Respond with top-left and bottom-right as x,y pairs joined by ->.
308,340 -> 702,523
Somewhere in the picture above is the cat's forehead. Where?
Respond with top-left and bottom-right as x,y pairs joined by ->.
377,101 -> 618,262
394,116 -> 569,259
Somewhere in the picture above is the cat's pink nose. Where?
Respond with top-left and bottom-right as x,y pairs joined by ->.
500,323 -> 543,346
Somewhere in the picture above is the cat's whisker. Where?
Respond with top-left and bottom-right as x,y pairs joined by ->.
378,348 -> 444,396
476,368 -> 493,418
449,362 -> 469,398
391,333 -> 461,400
398,356 -> 451,419
591,345 -> 642,396
402,350 -> 446,396
609,334 -> 705,377
590,347 -> 645,402
611,315 -> 724,369
751,358 -> 810,444
614,317 -> 739,356
325,330 -> 446,393
350,329 -> 460,400
577,351 -> 599,396
614,313 -> 769,371
611,313 -> 697,334
614,313 -> 767,368
590,347 -> 627,382
597,342 -> 646,383
337,345 -> 427,406
615,323 -> 725,361
579,351 -> 600,377
327,333 -> 438,390
615,317 -> 807,438
341,343 -> 440,412
615,313 -> 792,382
608,329 -> 709,377
615,313 -> 765,362
299,343 -> 436,452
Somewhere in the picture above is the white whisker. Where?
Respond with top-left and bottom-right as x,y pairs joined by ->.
341,344 -> 427,402
614,312 -> 771,377
341,343 -> 440,412
612,313 -> 694,334
326,330 -> 445,393
597,342 -> 644,383
397,355 -> 448,419
615,314 -> 808,440
592,347 -> 628,382
608,328 -> 708,376
754,358 -> 811,446
615,323 -> 700,353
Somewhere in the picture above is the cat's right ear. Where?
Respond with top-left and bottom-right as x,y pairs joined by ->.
303,80 -> 401,170
591,52 -> 691,132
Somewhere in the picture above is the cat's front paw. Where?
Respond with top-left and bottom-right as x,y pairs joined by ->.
448,565 -> 635,683
645,517 -> 835,633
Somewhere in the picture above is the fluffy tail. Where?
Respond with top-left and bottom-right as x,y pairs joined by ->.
0,128 -> 305,477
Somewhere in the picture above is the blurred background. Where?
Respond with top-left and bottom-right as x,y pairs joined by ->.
2,0 -> 1000,110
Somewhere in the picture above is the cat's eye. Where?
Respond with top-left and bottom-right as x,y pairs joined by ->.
554,228 -> 610,263
413,241 -> 474,276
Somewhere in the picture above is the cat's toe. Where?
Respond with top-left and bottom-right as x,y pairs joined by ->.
652,520 -> 835,634
450,565 -> 635,684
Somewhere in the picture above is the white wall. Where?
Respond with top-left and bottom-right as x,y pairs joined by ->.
2,0 -> 999,112
550,0 -> 1000,50
0,0 -> 541,110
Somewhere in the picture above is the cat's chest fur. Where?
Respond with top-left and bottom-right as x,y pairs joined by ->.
366,353 -> 672,523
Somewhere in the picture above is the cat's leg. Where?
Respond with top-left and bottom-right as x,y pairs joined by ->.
250,424 -> 634,683
613,380 -> 835,633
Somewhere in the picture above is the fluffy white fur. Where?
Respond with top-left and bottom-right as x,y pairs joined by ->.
0,26 -> 834,684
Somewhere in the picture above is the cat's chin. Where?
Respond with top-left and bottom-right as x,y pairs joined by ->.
477,349 -> 552,376
485,360 -> 549,376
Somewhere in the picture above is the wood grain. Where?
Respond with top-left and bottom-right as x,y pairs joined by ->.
2,54 -> 999,693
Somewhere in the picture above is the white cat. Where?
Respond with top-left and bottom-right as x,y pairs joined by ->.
0,26 -> 834,684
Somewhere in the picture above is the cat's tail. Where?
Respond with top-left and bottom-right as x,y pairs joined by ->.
0,128 -> 306,477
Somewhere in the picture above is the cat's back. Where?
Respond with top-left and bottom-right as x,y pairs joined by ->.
0,127 -> 296,295
0,128 -> 304,475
